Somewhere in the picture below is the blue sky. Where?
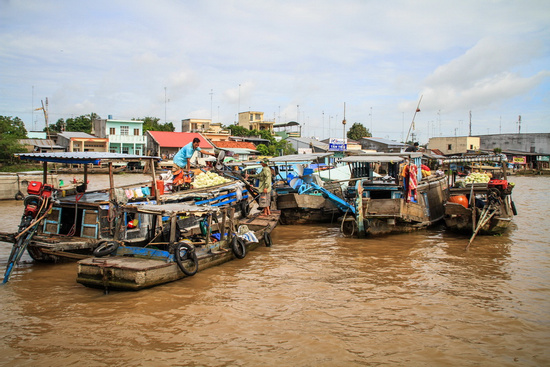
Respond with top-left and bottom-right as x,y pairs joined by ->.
1,0 -> 549,143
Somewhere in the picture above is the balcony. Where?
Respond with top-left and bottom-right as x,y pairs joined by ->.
108,135 -> 146,144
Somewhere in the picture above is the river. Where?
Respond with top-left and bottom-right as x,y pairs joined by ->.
0,175 -> 548,366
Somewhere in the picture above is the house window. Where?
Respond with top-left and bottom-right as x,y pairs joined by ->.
470,144 -> 474,149
122,147 -> 129,154
109,127 -> 116,135
134,129 -> 140,136
448,144 -> 452,150
135,149 -> 141,156
120,126 -> 129,135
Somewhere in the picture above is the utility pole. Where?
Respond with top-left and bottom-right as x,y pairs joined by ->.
518,115 -> 521,134
469,110 -> 472,136
210,89 -> 214,123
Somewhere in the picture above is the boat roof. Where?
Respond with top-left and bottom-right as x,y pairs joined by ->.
269,153 -> 333,163
442,154 -> 507,164
16,152 -> 161,164
340,152 -> 422,163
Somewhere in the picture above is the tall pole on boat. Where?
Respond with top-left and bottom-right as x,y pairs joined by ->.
405,95 -> 422,144
342,102 -> 347,151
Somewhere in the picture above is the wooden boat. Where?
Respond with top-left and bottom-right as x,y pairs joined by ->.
76,204 -> 280,291
1,152 -> 251,283
267,153 -> 346,224
442,154 -> 516,240
336,152 -> 449,237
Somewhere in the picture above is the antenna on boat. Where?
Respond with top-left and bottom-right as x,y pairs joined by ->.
405,95 -> 422,144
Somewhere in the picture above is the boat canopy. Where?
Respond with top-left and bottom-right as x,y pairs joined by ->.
269,153 -> 333,163
340,154 -> 409,163
442,154 -> 507,164
16,152 -> 161,165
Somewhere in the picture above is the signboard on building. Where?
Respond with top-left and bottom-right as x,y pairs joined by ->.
512,156 -> 526,164
537,155 -> 550,162
329,138 -> 347,151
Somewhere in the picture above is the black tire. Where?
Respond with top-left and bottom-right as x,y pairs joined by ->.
174,242 -> 198,276
511,200 -> 518,216
14,191 -> 24,200
263,231 -> 273,247
231,236 -> 246,259
240,201 -> 250,217
93,240 -> 119,257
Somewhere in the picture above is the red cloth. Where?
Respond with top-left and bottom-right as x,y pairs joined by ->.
407,165 -> 418,202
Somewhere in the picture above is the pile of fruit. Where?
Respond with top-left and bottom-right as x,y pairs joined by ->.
192,171 -> 231,188
464,172 -> 491,184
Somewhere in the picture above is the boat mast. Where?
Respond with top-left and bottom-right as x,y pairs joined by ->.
405,95 -> 422,144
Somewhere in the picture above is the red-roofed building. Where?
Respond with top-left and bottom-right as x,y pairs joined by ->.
146,131 -> 214,159
211,140 -> 259,161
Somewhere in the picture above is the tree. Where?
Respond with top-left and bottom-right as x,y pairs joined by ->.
0,115 -> 28,164
139,116 -> 175,133
66,115 -> 92,133
227,124 -> 249,137
45,118 -> 65,133
347,122 -> 371,141
255,143 -> 270,156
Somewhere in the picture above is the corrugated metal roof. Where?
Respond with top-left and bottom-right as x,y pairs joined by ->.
16,152 -> 161,164
361,137 -> 407,146
269,153 -> 333,162
57,132 -> 98,139
341,152 -> 422,163
148,131 -> 214,149
442,154 -> 507,163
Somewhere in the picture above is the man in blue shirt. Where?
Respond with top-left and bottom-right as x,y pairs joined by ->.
173,137 -> 215,170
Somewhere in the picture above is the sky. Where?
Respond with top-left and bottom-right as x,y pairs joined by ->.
1,0 -> 549,143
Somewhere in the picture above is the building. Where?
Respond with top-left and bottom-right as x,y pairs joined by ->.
476,133 -> 550,154
182,118 -> 211,133
146,131 -> 214,159
56,132 -> 108,152
427,136 -> 480,155
19,138 -> 64,153
273,121 -> 301,138
237,111 -> 274,132
360,137 -> 408,153
211,141 -> 259,161
92,118 -> 146,155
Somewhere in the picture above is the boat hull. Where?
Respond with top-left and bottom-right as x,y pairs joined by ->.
347,175 -> 448,237
76,212 -> 280,291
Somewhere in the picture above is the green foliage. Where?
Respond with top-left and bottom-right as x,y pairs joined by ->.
0,115 -> 28,164
272,139 -> 296,156
347,122 -> 371,140
66,115 -> 92,133
228,124 -> 249,137
139,116 -> 175,133
493,147 -> 502,154
255,143 -> 270,156
45,118 -> 65,133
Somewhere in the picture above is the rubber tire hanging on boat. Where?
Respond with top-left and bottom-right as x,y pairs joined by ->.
93,240 -> 119,257
263,231 -> 272,247
231,235 -> 246,259
174,242 -> 198,276
240,200 -> 250,217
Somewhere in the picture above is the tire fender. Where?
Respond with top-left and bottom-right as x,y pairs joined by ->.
231,235 -> 246,259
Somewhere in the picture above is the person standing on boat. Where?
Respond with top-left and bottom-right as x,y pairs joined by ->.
174,138 -> 215,171
405,142 -> 419,152
245,159 -> 272,216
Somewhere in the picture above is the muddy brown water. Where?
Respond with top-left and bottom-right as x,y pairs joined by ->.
0,175 -> 549,366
